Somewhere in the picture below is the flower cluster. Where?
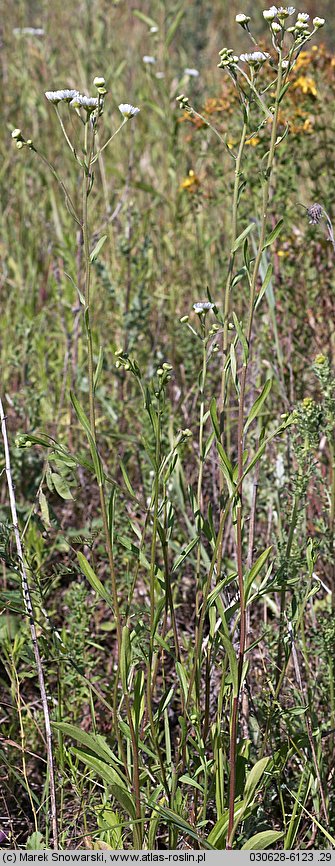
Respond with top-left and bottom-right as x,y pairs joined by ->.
45,89 -> 80,104
218,48 -> 239,70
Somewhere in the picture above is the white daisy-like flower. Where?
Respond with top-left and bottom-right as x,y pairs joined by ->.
297,12 -> 309,21
70,94 -> 99,111
313,17 -> 325,28
184,67 -> 199,77
281,59 -> 289,68
240,51 -> 270,65
193,301 -> 215,313
263,7 -> 278,20
118,103 -> 140,119
143,55 -> 156,64
277,6 -> 295,17
236,13 -> 250,24
271,22 -> 282,32
45,89 -> 80,104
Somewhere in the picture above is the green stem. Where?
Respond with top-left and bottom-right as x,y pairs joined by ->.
227,54 -> 283,850
81,122 -> 142,834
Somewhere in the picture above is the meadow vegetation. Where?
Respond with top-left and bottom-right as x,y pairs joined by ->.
1,0 -> 335,851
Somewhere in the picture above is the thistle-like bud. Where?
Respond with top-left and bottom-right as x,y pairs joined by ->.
307,203 -> 323,224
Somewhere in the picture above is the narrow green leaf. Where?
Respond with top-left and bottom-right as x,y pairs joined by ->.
262,218 -> 284,250
179,774 -> 204,793
231,267 -> 247,288
93,346 -> 104,392
171,537 -> 199,572
52,722 -> 126,776
231,222 -> 256,253
244,378 -> 272,434
73,749 -> 136,819
77,551 -> 114,609
245,547 -> 272,602
133,9 -> 158,28
176,661 -> 189,703
70,391 -> 103,484
230,343 -> 238,393
165,8 -> 185,47
242,830 -> 284,850
220,634 -> 238,697
255,262 -> 273,310
232,312 -> 249,366
90,234 -> 107,263
210,396 -> 220,440
278,81 -> 291,102
155,806 -> 214,849
120,460 -> 137,499
120,625 -> 131,692
244,757 -> 269,803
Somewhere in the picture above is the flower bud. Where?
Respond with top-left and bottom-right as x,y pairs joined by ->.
313,17 -> 325,28
235,13 -> 250,26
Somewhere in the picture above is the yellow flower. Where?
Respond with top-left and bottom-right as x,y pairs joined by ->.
295,51 -> 311,69
245,136 -> 260,147
180,169 -> 200,192
293,76 -> 317,96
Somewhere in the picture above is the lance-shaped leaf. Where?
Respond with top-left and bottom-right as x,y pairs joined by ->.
231,222 -> 256,253
90,234 -> 107,263
262,218 -> 284,250
244,378 -> 272,434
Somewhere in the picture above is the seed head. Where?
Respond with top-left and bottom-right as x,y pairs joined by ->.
307,203 -> 323,224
